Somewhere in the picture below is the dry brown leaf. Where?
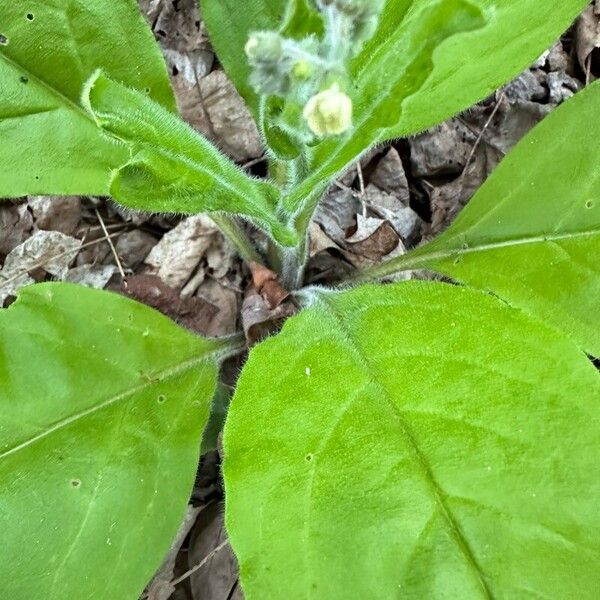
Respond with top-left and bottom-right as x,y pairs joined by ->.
370,147 -> 410,203
242,291 -> 296,346
0,202 -> 33,256
0,230 -> 81,303
248,262 -> 290,309
576,4 -> 600,80
345,214 -> 400,262
196,71 -> 263,162
363,184 -> 422,245
188,503 -> 243,600
65,264 -> 116,289
123,274 -> 219,336
28,196 -> 81,235
196,279 -> 240,337
145,505 -> 202,600
145,216 -> 218,290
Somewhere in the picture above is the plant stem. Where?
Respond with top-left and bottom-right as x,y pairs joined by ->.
211,214 -> 262,265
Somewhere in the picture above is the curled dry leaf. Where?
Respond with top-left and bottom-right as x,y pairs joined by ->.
242,291 -> 296,346
248,262 -> 290,309
363,184 -> 422,245
345,215 -> 400,262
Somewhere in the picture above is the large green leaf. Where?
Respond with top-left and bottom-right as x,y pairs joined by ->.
362,80 -> 600,356
0,283 -> 236,600
0,0 -> 175,196
82,72 -> 297,247
281,0 -> 589,224
224,281 -> 600,599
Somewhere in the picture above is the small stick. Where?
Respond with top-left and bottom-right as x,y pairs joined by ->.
241,155 -> 266,170
169,540 -> 228,587
459,92 -> 505,188
95,208 -> 126,280
356,161 -> 367,217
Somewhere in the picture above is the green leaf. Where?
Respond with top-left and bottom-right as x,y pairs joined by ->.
0,283 -> 235,600
0,0 -> 175,196
281,0 -> 590,225
83,71 -> 297,246
363,80 -> 600,356
224,281 -> 600,599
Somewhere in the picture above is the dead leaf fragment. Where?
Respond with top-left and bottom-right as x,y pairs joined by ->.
248,262 -> 290,309
145,505 -> 202,600
576,4 -> 600,80
370,147 -> 410,203
65,264 -> 116,289
115,229 -> 158,269
123,274 -> 218,336
410,120 -> 474,177
188,503 -> 243,600
363,184 -> 422,245
196,71 -> 263,162
0,231 -> 81,302
145,216 -> 218,290
0,202 -> 33,256
242,291 -> 296,345
345,215 -> 400,262
196,279 -> 240,337
28,196 -> 81,235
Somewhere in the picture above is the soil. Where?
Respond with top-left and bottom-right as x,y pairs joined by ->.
0,1 -> 598,598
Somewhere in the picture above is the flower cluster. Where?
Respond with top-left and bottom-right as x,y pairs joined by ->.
245,0 -> 384,138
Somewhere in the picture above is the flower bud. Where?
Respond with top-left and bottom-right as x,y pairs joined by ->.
291,60 -> 312,81
245,32 -> 283,64
303,84 -> 353,136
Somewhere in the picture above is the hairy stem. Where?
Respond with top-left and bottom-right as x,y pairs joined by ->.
211,214 -> 262,265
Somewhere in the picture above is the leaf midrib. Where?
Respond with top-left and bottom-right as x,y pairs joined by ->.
363,227 -> 600,280
317,295 -> 494,599
0,49 -> 96,126
0,347 -> 224,462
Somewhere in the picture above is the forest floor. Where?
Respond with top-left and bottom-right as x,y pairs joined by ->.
0,1 -> 598,598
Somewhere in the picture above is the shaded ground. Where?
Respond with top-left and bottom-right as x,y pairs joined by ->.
0,1 -> 598,598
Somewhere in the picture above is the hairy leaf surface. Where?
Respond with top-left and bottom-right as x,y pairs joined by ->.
367,80 -> 600,356
0,283 -> 231,600
225,282 -> 600,599
0,0 -> 175,196
83,72 -> 296,246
